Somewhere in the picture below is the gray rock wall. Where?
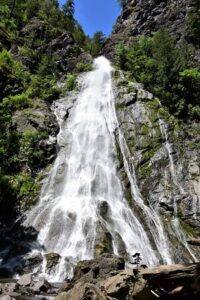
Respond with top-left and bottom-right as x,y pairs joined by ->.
113,72 -> 200,263
104,0 -> 194,58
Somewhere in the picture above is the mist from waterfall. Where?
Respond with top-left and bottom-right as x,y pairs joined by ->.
24,57 -> 173,281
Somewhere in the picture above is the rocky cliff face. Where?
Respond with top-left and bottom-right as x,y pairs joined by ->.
113,71 -> 200,262
104,0 -> 200,260
104,0 -> 195,58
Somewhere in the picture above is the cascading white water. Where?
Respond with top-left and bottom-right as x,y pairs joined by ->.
117,132 -> 172,265
24,57 -> 172,281
159,119 -> 197,262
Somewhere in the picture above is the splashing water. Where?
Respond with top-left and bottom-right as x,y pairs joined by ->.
24,57 -> 173,281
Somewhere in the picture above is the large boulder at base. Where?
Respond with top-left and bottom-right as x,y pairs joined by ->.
100,269 -> 135,299
55,283 -> 106,300
17,273 -> 32,287
31,278 -> 51,293
0,296 -> 13,300
59,262 -> 200,300
0,282 -> 18,295
73,254 -> 125,283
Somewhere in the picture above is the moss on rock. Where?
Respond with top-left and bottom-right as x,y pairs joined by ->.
45,253 -> 61,270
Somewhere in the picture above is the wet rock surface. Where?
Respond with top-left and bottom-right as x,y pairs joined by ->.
113,73 -> 200,262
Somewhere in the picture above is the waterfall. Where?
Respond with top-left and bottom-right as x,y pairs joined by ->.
159,119 -> 197,262
24,57 -> 172,281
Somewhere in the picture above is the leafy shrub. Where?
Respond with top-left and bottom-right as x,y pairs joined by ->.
66,74 -> 77,91
188,105 -> 200,120
0,49 -> 29,99
10,172 -> 42,211
3,93 -> 30,110
0,5 -> 17,35
76,62 -> 92,72
186,0 -> 200,44
115,43 -> 128,70
19,128 -> 48,169
27,75 -> 60,101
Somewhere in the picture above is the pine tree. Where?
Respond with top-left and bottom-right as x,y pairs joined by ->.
63,0 -> 75,19
62,0 -> 75,31
91,31 -> 105,57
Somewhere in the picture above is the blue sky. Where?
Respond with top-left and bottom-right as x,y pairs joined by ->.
59,0 -> 121,37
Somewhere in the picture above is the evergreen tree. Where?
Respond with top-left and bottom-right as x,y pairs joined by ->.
73,23 -> 86,47
62,0 -> 75,31
63,0 -> 75,19
90,31 -> 105,57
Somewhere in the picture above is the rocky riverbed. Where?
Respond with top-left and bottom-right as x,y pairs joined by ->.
0,254 -> 200,300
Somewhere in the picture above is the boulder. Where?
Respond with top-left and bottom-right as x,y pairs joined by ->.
0,282 -> 17,294
54,292 -> 69,300
100,269 -> 135,299
17,273 -> 32,287
23,252 -> 43,273
31,278 -> 51,293
12,102 -> 58,135
94,222 -> 113,257
0,296 -> 13,300
55,283 -> 106,300
59,282 -> 74,293
73,254 -> 125,283
66,261 -> 200,300
45,253 -> 61,270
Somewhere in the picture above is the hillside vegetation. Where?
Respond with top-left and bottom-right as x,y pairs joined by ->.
0,0 -> 105,224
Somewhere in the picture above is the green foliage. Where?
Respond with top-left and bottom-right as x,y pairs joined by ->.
115,29 -> 200,120
186,0 -> 200,43
3,93 -> 30,110
90,31 -> 105,57
180,68 -> 200,80
0,49 -> 28,98
27,75 -> 60,101
115,43 -> 128,70
19,128 -> 48,169
73,24 -> 89,49
76,62 -> 92,72
12,172 -> 41,211
62,0 -> 75,31
188,105 -> 200,119
0,0 -> 90,222
25,0 -> 40,19
66,74 -> 77,91
63,0 -> 75,19
0,5 -> 17,35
